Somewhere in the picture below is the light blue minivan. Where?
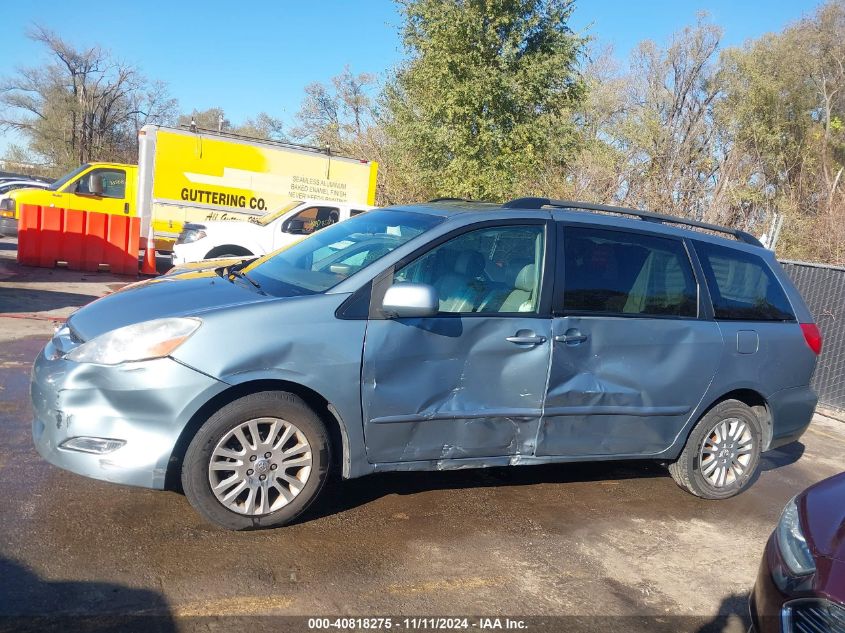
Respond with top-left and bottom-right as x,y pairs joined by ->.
31,198 -> 821,529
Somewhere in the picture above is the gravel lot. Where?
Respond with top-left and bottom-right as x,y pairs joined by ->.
1,235 -> 842,633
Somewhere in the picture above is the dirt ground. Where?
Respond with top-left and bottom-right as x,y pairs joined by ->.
0,235 -> 842,633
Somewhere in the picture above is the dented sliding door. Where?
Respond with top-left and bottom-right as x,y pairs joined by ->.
536,221 -> 723,457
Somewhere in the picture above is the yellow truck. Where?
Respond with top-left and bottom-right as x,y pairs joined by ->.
0,125 -> 378,252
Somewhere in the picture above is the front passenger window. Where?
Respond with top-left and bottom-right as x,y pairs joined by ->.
286,206 -> 340,235
394,225 -> 545,314
75,169 -> 126,198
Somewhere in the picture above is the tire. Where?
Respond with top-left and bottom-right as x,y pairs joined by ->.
205,246 -> 253,259
182,391 -> 330,530
668,399 -> 762,499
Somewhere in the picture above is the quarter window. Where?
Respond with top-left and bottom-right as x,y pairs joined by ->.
561,227 -> 697,317
394,225 -> 545,314
695,241 -> 794,321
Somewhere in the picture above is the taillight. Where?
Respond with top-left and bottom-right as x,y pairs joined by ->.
800,323 -> 822,355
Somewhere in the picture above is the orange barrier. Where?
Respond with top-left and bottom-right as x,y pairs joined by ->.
17,205 -> 140,275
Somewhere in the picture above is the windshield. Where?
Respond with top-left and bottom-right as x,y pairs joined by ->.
251,200 -> 304,226
245,209 -> 443,297
48,164 -> 90,191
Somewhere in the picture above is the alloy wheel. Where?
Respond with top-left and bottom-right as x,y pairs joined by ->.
208,417 -> 313,515
699,417 -> 754,489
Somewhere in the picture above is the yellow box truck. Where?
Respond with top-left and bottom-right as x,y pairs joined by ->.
0,125 -> 378,253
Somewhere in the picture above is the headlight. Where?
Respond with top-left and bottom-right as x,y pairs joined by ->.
776,497 -> 816,576
178,229 -> 207,244
65,317 -> 201,365
0,198 -> 15,212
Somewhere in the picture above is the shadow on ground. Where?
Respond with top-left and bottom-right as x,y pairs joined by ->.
0,287 -> 100,314
303,442 -> 806,524
0,558 -> 175,632
305,459 -> 664,523
694,592 -> 751,633
761,441 -> 805,471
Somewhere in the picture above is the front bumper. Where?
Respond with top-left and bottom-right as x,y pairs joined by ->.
0,216 -> 18,237
750,538 -> 789,633
171,242 -> 206,266
31,341 -> 227,489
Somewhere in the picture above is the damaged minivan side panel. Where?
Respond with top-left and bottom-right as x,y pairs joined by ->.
537,221 -> 723,457
539,315 -> 722,456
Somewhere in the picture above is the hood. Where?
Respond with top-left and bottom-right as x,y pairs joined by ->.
188,220 -> 264,233
69,268 -> 273,341
4,187 -> 44,202
802,471 -> 845,562
165,255 -> 255,277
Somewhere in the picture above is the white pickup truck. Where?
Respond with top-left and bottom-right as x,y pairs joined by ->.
171,199 -> 374,265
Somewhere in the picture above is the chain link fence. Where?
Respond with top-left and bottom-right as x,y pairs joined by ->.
781,260 -> 845,412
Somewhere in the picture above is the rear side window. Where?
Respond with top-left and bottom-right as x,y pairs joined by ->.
561,227 -> 697,317
695,241 -> 794,321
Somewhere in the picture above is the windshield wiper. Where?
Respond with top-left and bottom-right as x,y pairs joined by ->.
228,268 -> 265,293
215,262 -> 265,294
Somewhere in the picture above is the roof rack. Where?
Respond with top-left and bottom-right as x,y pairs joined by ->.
503,197 -> 762,247
428,197 -> 483,203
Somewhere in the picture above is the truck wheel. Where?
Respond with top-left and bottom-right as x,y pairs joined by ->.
205,245 -> 253,259
668,399 -> 762,499
182,391 -> 330,530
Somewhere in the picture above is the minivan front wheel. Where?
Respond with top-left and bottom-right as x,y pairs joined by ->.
668,399 -> 762,499
182,391 -> 330,530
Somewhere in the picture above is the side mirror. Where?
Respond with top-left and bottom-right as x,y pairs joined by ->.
382,283 -> 439,318
329,263 -> 352,276
89,173 -> 104,196
285,218 -> 307,234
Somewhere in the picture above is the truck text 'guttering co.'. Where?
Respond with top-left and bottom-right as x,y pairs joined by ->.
180,188 -> 266,210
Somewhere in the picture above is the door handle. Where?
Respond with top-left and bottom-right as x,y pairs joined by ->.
554,333 -> 589,344
506,335 -> 547,345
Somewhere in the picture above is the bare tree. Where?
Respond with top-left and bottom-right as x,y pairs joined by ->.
619,16 -> 723,217
0,25 -> 177,172
290,66 -> 378,152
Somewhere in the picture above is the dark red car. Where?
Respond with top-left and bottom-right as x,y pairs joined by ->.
751,471 -> 845,632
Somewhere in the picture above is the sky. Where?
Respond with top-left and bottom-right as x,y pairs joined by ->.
0,0 -> 826,158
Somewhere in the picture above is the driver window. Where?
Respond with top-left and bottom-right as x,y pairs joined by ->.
394,225 -> 545,314
287,206 -> 340,235
74,169 -> 126,198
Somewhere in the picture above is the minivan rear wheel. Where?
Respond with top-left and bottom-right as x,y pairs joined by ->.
182,391 -> 330,530
668,399 -> 762,499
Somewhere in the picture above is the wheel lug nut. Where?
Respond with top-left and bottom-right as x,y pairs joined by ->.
249,455 -> 257,462
270,464 -> 277,470
265,452 -> 271,458
247,469 -> 254,476
259,474 -> 266,481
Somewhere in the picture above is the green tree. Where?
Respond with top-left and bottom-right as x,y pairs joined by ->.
384,0 -> 586,202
